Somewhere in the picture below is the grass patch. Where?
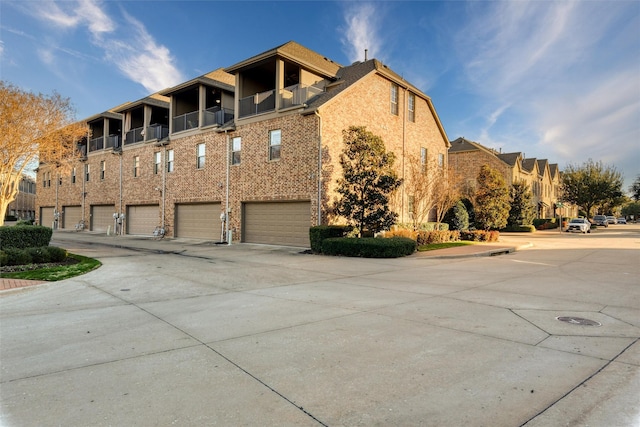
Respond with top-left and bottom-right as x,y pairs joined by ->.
0,253 -> 101,281
417,241 -> 476,252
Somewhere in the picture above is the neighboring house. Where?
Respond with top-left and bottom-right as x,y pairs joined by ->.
36,41 -> 450,246
6,174 -> 36,221
448,137 -> 576,219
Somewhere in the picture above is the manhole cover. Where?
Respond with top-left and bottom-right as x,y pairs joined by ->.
556,316 -> 601,326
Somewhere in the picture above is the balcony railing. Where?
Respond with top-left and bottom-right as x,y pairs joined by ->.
280,84 -> 323,109
147,123 -> 169,140
172,111 -> 199,133
239,90 -> 276,118
125,127 -> 144,145
105,135 -> 121,149
89,136 -> 104,152
203,107 -> 234,127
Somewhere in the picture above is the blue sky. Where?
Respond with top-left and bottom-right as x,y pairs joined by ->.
2,0 -> 639,192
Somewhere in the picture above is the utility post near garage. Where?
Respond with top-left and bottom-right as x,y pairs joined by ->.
556,202 -> 564,233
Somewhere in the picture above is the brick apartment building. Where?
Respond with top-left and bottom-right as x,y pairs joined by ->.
6,174 -> 36,221
36,41 -> 450,247
448,137 -> 576,219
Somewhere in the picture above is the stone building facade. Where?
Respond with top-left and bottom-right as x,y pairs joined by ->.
36,42 -> 450,246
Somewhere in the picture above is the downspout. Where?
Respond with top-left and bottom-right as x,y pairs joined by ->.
314,110 -> 322,225
225,130 -> 231,244
162,146 -> 166,229
401,87 -> 407,222
119,153 -> 123,221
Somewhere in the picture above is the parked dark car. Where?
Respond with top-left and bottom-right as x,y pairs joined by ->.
593,215 -> 608,227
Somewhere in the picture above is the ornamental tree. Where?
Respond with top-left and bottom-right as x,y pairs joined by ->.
0,82 -> 86,224
561,159 -> 623,218
474,164 -> 510,230
507,181 -> 536,226
333,126 -> 402,236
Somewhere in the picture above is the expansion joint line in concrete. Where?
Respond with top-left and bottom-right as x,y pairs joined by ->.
519,337 -> 640,426
93,285 -> 329,427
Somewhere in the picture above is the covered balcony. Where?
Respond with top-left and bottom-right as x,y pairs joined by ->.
121,100 -> 170,145
88,115 -> 122,153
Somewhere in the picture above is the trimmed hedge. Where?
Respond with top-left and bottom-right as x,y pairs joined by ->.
533,218 -> 558,230
417,230 -> 460,245
460,230 -> 500,242
501,225 -> 536,232
0,246 -> 68,267
0,225 -> 53,250
396,222 -> 449,231
322,237 -> 416,258
309,225 -> 353,254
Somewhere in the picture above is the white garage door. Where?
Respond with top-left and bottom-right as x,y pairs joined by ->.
62,206 -> 82,229
175,203 -> 221,239
243,201 -> 311,247
127,205 -> 158,235
91,205 -> 115,232
40,207 -> 55,228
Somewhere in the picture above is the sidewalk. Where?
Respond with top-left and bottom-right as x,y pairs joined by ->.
1,231 -> 529,291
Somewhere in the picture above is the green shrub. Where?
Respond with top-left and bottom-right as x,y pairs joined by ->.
322,237 -> 416,258
2,247 -> 32,266
25,247 -> 51,264
46,246 -> 68,262
416,230 -> 460,245
461,230 -> 500,242
0,225 -> 53,250
501,225 -> 536,232
396,222 -> 449,231
0,250 -> 7,266
309,225 -> 353,254
16,219 -> 35,226
533,218 -> 558,230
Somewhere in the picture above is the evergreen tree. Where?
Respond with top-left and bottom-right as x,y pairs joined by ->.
474,165 -> 510,230
444,200 -> 469,231
507,181 -> 536,226
333,126 -> 402,236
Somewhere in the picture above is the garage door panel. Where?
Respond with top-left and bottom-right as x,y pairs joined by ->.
91,205 -> 114,232
40,207 -> 55,228
127,205 -> 158,235
62,206 -> 82,229
175,203 -> 220,239
243,202 -> 310,247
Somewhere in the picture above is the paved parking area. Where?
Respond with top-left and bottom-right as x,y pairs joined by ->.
1,227 -> 638,426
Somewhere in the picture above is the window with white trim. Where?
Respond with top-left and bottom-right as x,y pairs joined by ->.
390,83 -> 399,115
196,143 -> 205,169
133,156 -> 140,177
420,147 -> 428,173
269,130 -> 281,161
85,164 -> 90,182
100,160 -> 105,180
154,152 -> 161,175
167,149 -> 174,173
408,93 -> 415,122
438,153 -> 444,169
72,167 -> 76,184
231,137 -> 241,165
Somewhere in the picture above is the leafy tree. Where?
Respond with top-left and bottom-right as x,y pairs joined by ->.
630,175 -> 640,201
333,126 -> 402,236
507,181 -> 536,226
474,164 -> 510,230
444,200 -> 469,231
621,201 -> 640,220
404,154 -> 460,229
561,159 -> 623,218
1,82 -> 86,224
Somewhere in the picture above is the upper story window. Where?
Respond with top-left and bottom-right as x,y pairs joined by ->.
420,147 -> 428,173
100,160 -> 106,180
85,164 -> 90,182
196,143 -> 206,169
231,137 -> 241,165
167,149 -> 174,173
154,152 -> 161,175
133,156 -> 140,177
438,153 -> 444,169
390,83 -> 399,115
269,130 -> 281,161
71,167 -> 76,184
408,93 -> 415,122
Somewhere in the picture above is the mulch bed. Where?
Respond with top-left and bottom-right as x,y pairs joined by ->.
0,257 -> 79,273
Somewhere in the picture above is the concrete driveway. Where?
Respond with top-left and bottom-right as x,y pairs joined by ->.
1,226 -> 639,426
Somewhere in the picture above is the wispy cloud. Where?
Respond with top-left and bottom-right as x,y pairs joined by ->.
32,0 -> 183,93
451,1 -> 640,179
340,2 -> 382,63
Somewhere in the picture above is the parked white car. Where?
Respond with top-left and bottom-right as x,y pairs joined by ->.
566,218 -> 591,234
617,217 -> 627,224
